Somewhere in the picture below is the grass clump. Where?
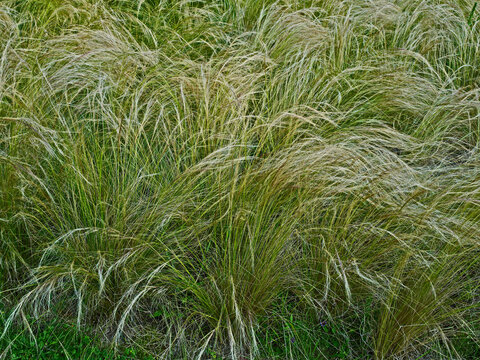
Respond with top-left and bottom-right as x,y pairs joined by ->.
1,0 -> 480,359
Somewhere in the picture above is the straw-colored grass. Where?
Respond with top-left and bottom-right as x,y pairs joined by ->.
1,1 -> 480,359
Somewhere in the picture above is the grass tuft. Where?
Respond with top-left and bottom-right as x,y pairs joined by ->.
1,0 -> 480,359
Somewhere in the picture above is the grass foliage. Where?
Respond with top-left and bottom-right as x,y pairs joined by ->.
1,0 -> 480,358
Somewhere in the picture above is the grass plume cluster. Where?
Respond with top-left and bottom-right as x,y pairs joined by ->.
1,0 -> 480,358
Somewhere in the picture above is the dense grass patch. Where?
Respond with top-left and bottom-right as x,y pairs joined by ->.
0,306 -> 149,360
1,0 -> 480,359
